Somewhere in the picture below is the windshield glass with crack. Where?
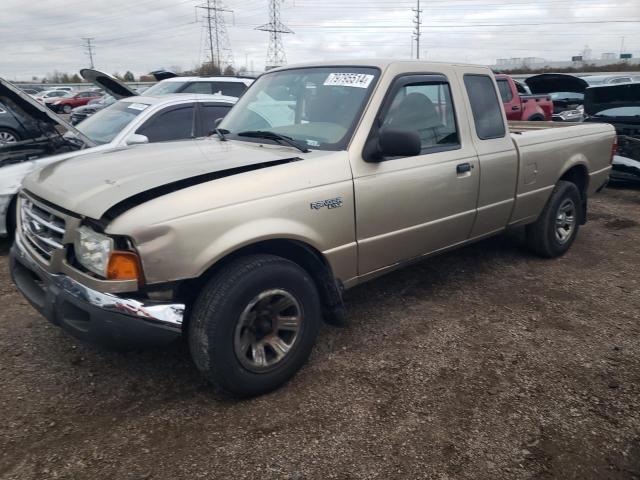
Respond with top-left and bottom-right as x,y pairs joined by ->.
220,66 -> 379,151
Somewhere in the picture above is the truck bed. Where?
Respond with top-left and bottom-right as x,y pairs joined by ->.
508,120 -> 615,225
508,120 -> 583,133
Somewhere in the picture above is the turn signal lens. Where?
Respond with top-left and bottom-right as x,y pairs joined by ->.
611,136 -> 618,163
107,251 -> 142,282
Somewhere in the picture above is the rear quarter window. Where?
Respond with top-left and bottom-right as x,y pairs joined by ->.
464,74 -> 506,140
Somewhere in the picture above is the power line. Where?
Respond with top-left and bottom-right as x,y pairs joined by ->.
81,37 -> 95,68
256,0 -> 293,70
412,0 -> 422,59
196,0 -> 234,72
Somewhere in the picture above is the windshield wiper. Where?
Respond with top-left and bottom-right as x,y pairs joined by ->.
237,130 -> 310,153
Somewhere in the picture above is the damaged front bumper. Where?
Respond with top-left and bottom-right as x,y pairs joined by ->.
10,234 -> 184,348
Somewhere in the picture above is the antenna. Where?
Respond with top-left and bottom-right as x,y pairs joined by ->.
196,0 -> 234,73
256,0 -> 293,70
412,0 -> 422,60
81,37 -> 95,69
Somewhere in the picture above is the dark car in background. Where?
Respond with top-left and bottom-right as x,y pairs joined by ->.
525,73 -> 589,122
70,94 -> 116,124
0,98 -> 57,145
584,82 -> 640,184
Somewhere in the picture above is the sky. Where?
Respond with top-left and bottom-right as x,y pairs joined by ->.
1,0 -> 639,81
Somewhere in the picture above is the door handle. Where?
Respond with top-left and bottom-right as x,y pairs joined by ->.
511,105 -> 520,111
456,163 -> 472,174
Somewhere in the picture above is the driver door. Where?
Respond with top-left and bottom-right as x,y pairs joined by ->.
352,73 -> 480,275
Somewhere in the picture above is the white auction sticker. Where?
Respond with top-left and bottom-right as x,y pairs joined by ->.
323,73 -> 374,89
127,103 -> 150,111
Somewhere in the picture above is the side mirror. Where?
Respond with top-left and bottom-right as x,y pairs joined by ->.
125,133 -> 149,146
365,127 -> 421,162
209,118 -> 225,136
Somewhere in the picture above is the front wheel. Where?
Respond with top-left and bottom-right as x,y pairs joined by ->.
188,254 -> 321,397
62,104 -> 72,114
526,180 -> 582,258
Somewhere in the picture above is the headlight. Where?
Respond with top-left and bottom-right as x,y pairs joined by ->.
53,100 -> 62,105
557,110 -> 583,121
75,226 -> 113,277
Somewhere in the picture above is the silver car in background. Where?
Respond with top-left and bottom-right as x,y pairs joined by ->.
0,91 -> 237,237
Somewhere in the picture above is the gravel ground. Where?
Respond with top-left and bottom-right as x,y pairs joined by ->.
0,186 -> 639,480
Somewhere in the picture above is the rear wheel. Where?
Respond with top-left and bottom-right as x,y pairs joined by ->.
188,254 -> 321,397
527,114 -> 545,121
0,129 -> 19,145
526,181 -> 582,258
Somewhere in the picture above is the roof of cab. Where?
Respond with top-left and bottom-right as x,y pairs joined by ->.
266,58 -> 487,72
117,93 -> 238,105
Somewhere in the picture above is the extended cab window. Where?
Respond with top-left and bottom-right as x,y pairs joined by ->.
137,104 -> 195,142
381,81 -> 459,151
464,74 -> 506,140
497,79 -> 513,102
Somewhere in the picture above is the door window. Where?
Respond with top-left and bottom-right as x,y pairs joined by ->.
200,104 -> 233,134
464,74 -> 506,140
381,81 -> 460,152
181,82 -> 211,94
496,79 -> 513,102
136,104 -> 195,142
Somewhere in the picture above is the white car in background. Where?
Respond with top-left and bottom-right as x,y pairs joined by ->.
0,78 -> 237,237
81,68 -> 254,100
34,90 -> 72,104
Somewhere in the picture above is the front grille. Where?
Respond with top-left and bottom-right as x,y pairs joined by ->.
20,196 -> 67,261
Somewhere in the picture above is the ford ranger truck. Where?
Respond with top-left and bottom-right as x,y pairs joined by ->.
10,60 -> 616,396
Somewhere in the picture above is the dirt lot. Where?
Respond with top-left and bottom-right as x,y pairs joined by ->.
0,186 -> 639,480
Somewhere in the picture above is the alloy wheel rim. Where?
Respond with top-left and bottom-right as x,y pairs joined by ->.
0,131 -> 17,144
234,289 -> 302,372
555,199 -> 576,244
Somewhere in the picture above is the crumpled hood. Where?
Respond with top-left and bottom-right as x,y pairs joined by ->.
584,82 -> 640,117
22,139 -> 309,219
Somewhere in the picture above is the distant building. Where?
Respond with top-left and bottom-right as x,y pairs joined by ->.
492,55 -> 639,71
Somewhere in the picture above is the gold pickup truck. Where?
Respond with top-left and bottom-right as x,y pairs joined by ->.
10,60 -> 616,396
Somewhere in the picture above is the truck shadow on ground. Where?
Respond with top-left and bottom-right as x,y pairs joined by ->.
12,231 -> 529,405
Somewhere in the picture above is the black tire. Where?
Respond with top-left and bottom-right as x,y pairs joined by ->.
6,195 -> 17,239
526,180 -> 582,258
188,254 -> 321,397
527,114 -> 545,121
62,104 -> 72,114
0,128 -> 20,144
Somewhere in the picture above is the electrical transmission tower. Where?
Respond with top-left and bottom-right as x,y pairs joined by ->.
196,0 -> 234,73
81,37 -> 95,68
256,0 -> 293,70
412,0 -> 422,59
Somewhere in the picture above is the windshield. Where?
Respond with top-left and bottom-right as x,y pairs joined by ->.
592,106 -> 640,117
76,100 -> 149,144
143,81 -> 184,95
220,67 -> 379,150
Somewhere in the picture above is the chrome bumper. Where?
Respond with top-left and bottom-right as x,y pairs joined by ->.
11,234 -> 184,341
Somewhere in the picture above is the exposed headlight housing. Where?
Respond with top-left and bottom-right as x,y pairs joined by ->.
75,226 -> 113,277
556,109 -> 584,122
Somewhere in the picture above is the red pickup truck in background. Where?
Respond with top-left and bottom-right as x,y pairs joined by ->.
495,74 -> 553,121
